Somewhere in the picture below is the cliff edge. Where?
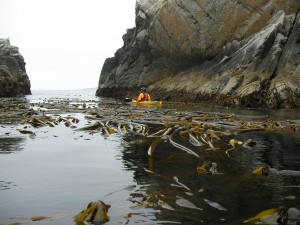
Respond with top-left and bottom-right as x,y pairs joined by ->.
0,38 -> 31,97
96,0 -> 300,108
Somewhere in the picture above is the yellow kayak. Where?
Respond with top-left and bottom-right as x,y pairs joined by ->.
130,100 -> 162,106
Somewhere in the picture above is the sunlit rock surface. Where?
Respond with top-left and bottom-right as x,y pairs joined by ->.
96,0 -> 300,108
0,38 -> 31,97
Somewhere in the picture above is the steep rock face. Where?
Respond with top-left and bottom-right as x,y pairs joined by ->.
0,38 -> 31,97
96,0 -> 300,108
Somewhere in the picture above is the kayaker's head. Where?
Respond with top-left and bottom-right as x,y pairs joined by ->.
141,87 -> 147,92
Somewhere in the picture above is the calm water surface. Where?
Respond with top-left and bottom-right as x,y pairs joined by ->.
0,89 -> 299,225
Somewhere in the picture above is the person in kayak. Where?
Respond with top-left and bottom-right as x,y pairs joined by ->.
137,87 -> 151,102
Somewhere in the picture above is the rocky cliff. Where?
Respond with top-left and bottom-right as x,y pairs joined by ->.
0,38 -> 31,97
96,0 -> 300,108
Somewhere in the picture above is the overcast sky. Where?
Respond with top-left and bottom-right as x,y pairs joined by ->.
0,0 -> 136,90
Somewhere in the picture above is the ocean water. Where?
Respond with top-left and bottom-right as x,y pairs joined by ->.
0,89 -> 300,225
27,88 -> 100,102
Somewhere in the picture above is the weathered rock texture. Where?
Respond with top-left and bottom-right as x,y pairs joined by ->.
0,38 -> 31,97
96,0 -> 300,108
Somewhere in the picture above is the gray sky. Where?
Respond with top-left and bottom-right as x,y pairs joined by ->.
0,0 -> 136,90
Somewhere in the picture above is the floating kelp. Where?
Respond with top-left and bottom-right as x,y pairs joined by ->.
243,207 -> 300,224
225,139 -> 242,157
243,208 -> 278,223
173,176 -> 191,192
129,200 -> 149,210
197,160 -> 218,175
74,200 -> 111,224
159,200 -> 175,211
85,115 -> 100,120
168,128 -> 200,158
175,196 -> 202,210
123,212 -> 132,224
242,139 -> 256,149
18,129 -> 33,134
129,192 -> 168,210
148,138 -> 164,156
117,123 -> 128,134
204,198 -> 227,211
253,166 -> 270,175
64,121 -> 71,127
2,94 -> 300,225
76,121 -> 104,131
27,117 -> 48,127
5,96 -> 297,141
188,132 -> 203,146
31,216 -> 52,221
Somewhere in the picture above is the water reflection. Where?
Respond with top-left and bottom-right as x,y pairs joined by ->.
120,129 -> 300,225
259,132 -> 300,171
0,97 -> 30,124
1,92 -> 300,225
0,137 -> 25,154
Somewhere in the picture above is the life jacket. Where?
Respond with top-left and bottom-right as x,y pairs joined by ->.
141,93 -> 149,101
137,92 -> 150,101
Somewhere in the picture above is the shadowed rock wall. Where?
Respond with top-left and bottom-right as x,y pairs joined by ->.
0,38 -> 31,97
96,0 -> 300,108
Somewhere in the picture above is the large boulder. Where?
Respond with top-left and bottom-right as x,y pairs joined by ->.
0,38 -> 31,97
96,0 -> 300,108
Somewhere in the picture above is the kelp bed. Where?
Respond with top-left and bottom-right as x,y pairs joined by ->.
1,97 -> 299,155
1,97 -> 300,225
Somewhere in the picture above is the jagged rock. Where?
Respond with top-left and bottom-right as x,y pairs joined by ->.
96,0 -> 300,108
0,38 -> 31,97
267,12 -> 300,108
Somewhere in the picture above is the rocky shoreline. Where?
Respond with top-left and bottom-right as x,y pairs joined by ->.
96,0 -> 300,109
0,38 -> 31,97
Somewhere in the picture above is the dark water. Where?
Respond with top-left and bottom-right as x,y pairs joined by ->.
122,131 -> 300,225
0,89 -> 300,225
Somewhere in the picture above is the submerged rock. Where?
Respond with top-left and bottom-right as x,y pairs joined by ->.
96,0 -> 300,109
0,38 -> 31,97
